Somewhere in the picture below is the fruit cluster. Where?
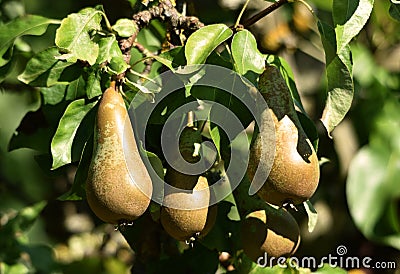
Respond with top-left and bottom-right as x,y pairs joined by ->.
85,64 -> 320,264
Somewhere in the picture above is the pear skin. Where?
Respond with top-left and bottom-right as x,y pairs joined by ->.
161,175 -> 217,242
241,208 -> 300,262
86,84 -> 152,224
248,65 -> 319,205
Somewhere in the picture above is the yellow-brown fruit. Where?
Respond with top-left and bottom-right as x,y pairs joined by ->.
248,65 -> 319,205
86,84 -> 152,224
241,209 -> 300,262
161,175 -> 217,241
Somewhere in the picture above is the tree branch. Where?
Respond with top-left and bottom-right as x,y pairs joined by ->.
241,0 -> 289,28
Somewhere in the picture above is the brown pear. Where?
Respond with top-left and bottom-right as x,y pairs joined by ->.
161,175 -> 217,241
86,83 -> 152,224
241,208 -> 300,263
247,65 -> 319,205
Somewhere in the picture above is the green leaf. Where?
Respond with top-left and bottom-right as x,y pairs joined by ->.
389,3 -> 400,22
97,36 -> 129,74
321,51 -> 353,136
2,201 -> 47,234
209,119 -> 222,158
112,18 -> 137,37
66,76 -> 86,100
304,200 -> 318,233
200,200 -> 240,253
0,15 -> 60,66
85,67 -> 102,99
347,100 -> 400,249
40,84 -> 66,105
153,46 -> 186,70
231,29 -> 264,75
18,47 -> 74,87
318,21 -> 354,136
0,263 -> 29,274
59,135 -> 93,201
51,99 -> 98,169
0,59 -> 14,83
317,20 -> 336,64
318,0 -> 374,135
136,143 -> 164,221
333,0 -> 374,53
347,146 -> 400,249
145,150 -> 164,181
55,8 -> 103,65
185,24 -> 232,65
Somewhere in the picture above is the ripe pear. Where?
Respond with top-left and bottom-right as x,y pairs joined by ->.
161,174 -> 217,242
248,65 -> 319,205
86,84 -> 152,224
241,208 -> 300,262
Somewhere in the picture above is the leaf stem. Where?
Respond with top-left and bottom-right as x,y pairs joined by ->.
100,11 -> 113,32
242,0 -> 289,28
234,0 -> 251,29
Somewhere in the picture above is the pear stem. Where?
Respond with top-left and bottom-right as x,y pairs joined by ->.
109,80 -> 116,90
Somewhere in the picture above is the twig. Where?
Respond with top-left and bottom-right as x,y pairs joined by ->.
117,0 -> 204,80
241,0 -> 289,28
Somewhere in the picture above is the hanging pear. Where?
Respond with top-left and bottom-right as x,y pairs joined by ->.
241,208 -> 300,262
161,174 -> 217,242
248,64 -> 319,206
86,83 -> 152,225
160,125 -> 217,242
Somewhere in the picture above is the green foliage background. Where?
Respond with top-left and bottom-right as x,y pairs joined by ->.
0,0 -> 400,273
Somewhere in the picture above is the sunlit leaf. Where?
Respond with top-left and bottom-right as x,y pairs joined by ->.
333,0 -> 374,53
0,15 -> 59,66
18,47 -> 74,87
231,29 -> 264,76
153,46 -> 185,70
0,263 -> 30,274
185,24 -> 232,65
321,51 -> 353,136
55,8 -> 103,65
304,200 -> 318,233
318,21 -> 354,136
97,36 -> 129,74
112,18 -> 137,37
51,99 -> 98,169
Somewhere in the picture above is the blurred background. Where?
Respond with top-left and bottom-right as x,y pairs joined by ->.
0,0 -> 399,273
